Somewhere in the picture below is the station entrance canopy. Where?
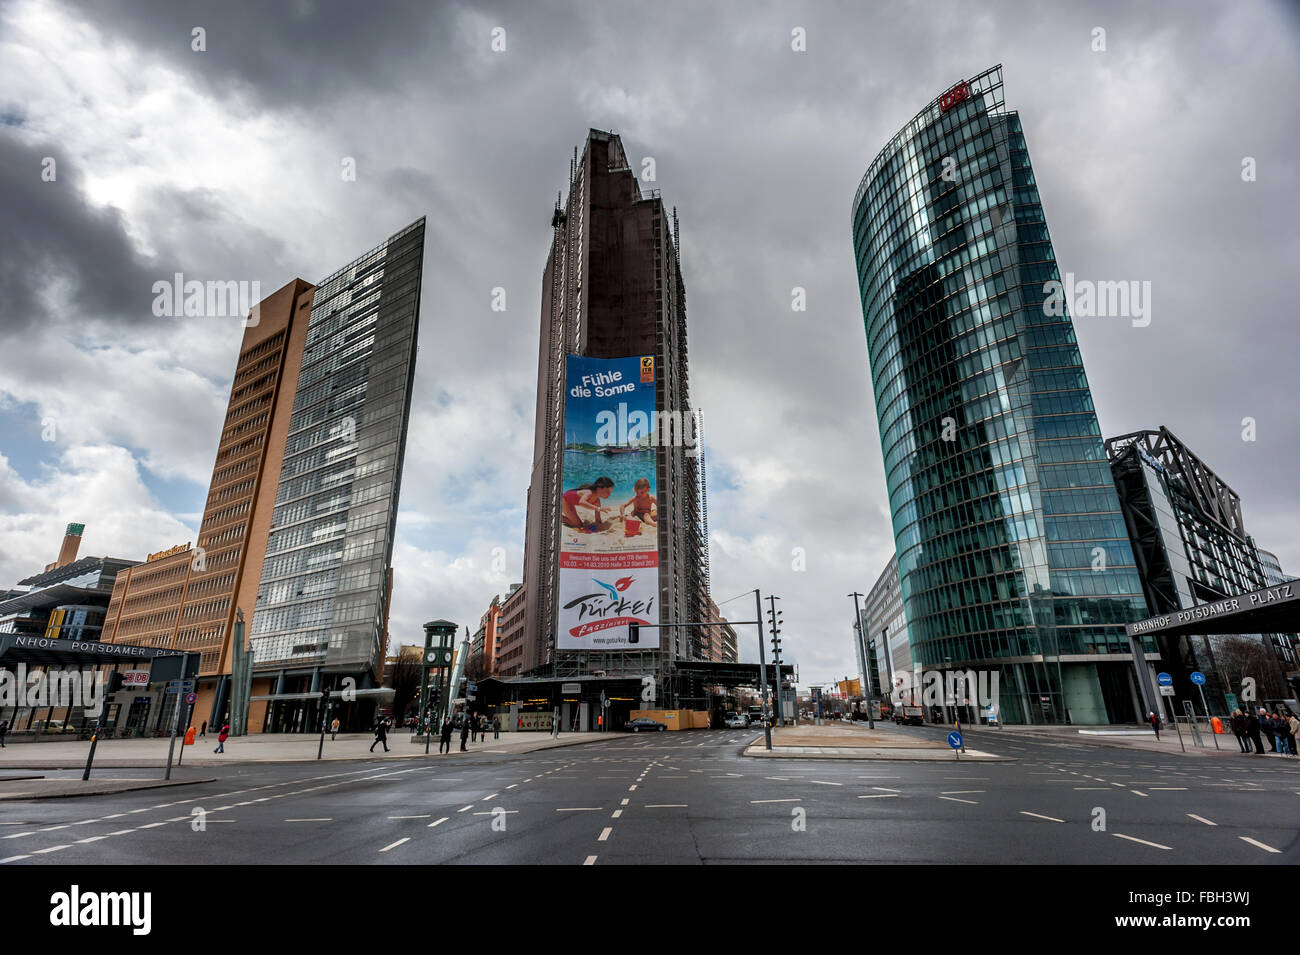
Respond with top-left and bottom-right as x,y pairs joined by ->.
1126,581 -> 1299,640
0,634 -> 182,667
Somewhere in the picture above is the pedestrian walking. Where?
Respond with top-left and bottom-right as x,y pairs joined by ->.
214,722 -> 229,753
1147,710 -> 1161,741
370,717 -> 390,753
492,716 -> 500,740
460,715 -> 470,752
439,717 -> 453,754
330,717 -> 340,741
200,720 -> 207,738
1246,710 -> 1264,754
1286,714 -> 1300,757
0,719 -> 8,747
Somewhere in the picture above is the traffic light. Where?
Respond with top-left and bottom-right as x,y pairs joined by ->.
106,671 -> 123,694
628,621 -> 639,644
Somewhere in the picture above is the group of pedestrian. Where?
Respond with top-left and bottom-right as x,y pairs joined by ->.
1229,708 -> 1299,755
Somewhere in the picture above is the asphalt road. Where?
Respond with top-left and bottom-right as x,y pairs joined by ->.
1,726 -> 1297,864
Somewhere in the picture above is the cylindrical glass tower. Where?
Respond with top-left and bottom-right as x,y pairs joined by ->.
851,65 -> 1149,724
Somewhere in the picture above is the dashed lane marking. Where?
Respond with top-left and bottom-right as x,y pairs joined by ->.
1020,811 -> 1064,822
598,827 -> 613,842
1113,833 -> 1172,850
1240,837 -> 1281,853
379,838 -> 410,853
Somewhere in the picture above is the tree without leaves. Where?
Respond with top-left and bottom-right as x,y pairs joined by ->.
388,656 -> 422,725
1213,635 -> 1289,702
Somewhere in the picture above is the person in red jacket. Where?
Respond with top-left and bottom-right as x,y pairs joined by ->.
214,722 -> 229,754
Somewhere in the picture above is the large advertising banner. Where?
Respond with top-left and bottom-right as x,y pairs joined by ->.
557,354 -> 659,650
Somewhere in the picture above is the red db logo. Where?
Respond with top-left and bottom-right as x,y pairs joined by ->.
939,80 -> 970,113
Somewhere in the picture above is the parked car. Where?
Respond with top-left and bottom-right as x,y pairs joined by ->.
724,713 -> 748,728
625,717 -> 667,732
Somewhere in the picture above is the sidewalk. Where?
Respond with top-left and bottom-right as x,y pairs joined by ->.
0,730 -> 615,769
743,722 -> 1008,761
959,721 -> 1297,759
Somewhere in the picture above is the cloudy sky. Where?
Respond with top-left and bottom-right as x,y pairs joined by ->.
1,0 -> 1297,687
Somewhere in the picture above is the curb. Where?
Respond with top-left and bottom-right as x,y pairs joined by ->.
0,777 -> 217,801
742,745 -> 1014,762
0,733 -> 618,770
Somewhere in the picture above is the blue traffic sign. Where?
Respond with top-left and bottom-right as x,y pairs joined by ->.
947,731 -> 963,749
1157,672 -> 1173,686
1190,671 -> 1206,686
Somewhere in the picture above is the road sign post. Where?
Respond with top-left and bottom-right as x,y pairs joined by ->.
947,730 -> 963,760
164,652 -> 194,780
1189,671 -> 1218,750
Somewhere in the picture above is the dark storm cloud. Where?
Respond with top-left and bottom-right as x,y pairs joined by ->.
55,0 -> 593,109
0,132 -> 158,332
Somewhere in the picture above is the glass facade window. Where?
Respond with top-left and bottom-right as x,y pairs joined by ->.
251,219 -> 425,673
852,66 -> 1148,725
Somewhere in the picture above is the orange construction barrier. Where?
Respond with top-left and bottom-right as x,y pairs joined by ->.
184,727 -> 196,746
1210,716 -> 1224,735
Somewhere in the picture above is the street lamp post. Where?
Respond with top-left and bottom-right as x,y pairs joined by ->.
755,589 -> 773,751
848,592 -> 874,729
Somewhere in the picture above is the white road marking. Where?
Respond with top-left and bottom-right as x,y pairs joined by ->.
941,790 -> 985,795
286,818 -> 332,823
584,855 -> 597,865
1131,790 -> 1149,797
0,855 -> 31,863
556,807 -> 603,812
598,827 -> 613,842
872,786 -> 901,793
751,798 -> 800,804
858,794 -> 899,799
32,845 -> 69,854
389,815 -> 430,819
481,793 -> 498,801
646,804 -> 687,808
809,780 -> 843,786
938,796 -> 978,805
427,817 -> 449,828
611,810 -> 622,818
1239,836 -> 1281,853
1113,833 -> 1172,850
1148,787 -> 1187,791
620,798 -> 629,806
75,835 -> 110,843
379,838 -> 410,853
1186,814 -> 1217,826
457,805 -> 474,813
1020,811 -> 1064,822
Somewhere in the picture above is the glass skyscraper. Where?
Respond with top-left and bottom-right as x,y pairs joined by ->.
851,66 -> 1148,724
251,218 -> 425,725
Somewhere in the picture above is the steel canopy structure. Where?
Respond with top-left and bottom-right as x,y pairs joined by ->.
1126,580 -> 1299,640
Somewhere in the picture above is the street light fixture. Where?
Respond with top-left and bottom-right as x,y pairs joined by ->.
848,592 -> 874,728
